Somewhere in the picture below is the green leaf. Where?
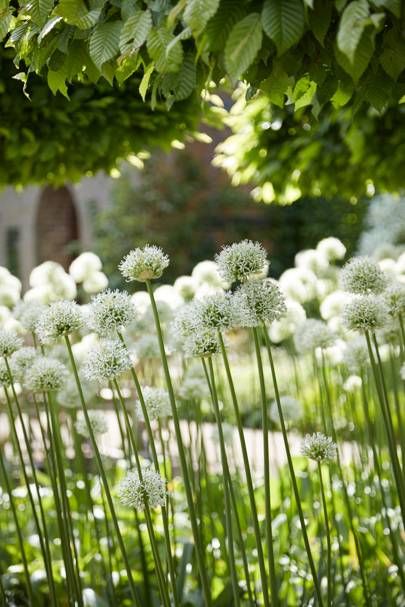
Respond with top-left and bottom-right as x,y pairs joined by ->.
89,21 -> 121,69
160,53 -> 196,100
48,68 -> 68,97
292,75 -> 317,109
337,0 -> 369,63
54,0 -> 101,29
119,10 -> 152,53
371,0 -> 401,17
380,29 -> 405,80
335,28 -> 375,82
25,0 -> 54,26
0,7 -> 12,42
205,0 -> 246,52
308,0 -> 332,45
38,16 -> 62,43
225,13 -> 263,80
139,62 -> 154,100
183,0 -> 220,33
262,0 -> 305,55
147,27 -> 183,73
261,62 -> 290,107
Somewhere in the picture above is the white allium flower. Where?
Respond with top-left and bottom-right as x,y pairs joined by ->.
320,291 -> 350,321
233,279 -> 286,327
268,299 -> 306,343
401,364 -> 405,381
344,337 -> 369,373
29,261 -> 77,301
137,386 -> 171,420
0,360 -> 11,386
36,301 -> 83,343
13,301 -> 46,334
171,303 -> 199,342
215,240 -> 268,285
84,340 -> 131,382
270,396 -> 301,426
10,347 -> 37,379
178,376 -> 210,401
301,433 -> 337,462
119,245 -> 169,282
174,275 -> 198,301
317,237 -> 346,262
89,290 -> 135,336
154,285 -> 183,310
57,374 -> 97,408
343,295 -> 390,332
83,272 -> 109,294
119,467 -> 166,510
184,328 -> 220,358
343,375 -> 362,392
25,357 -> 68,392
294,319 -> 334,354
0,329 -> 22,357
279,268 -> 318,303
194,293 -> 236,331
0,267 -> 22,307
340,257 -> 388,295
75,410 -> 108,437
384,283 -> 405,317
192,260 -> 226,288
295,249 -> 329,275
133,335 -> 160,361
69,252 -> 102,283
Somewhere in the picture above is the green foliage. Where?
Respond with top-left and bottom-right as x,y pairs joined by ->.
0,53 -> 205,186
2,0 -> 405,115
215,90 -> 405,204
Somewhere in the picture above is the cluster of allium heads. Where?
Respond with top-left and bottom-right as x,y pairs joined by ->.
0,329 -> 22,358
75,410 -> 108,437
119,467 -> 166,510
119,245 -> 169,282
13,301 -> 46,334
384,283 -> 405,317
184,327 -> 220,358
25,358 -> 67,392
137,386 -> 171,421
10,347 -> 37,379
36,301 -> 83,343
84,340 -> 132,382
233,279 -> 286,327
340,257 -> 388,295
89,289 -> 135,336
194,293 -> 236,331
301,433 -> 337,462
215,240 -> 268,285
343,295 -> 389,332
294,319 -> 334,354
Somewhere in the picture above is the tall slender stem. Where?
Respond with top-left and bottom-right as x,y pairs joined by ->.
317,463 -> 331,607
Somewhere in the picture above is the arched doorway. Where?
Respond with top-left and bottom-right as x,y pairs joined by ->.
36,186 -> 79,269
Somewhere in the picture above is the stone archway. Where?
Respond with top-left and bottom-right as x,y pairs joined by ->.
36,186 -> 79,269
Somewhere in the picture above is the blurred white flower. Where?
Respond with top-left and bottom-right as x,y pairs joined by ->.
75,410 -> 108,437
83,271 -> 109,294
268,299 -> 306,343
294,319 -> 334,354
192,260 -> 226,288
154,285 -> 183,310
270,396 -> 301,426
343,375 -> 362,392
317,237 -> 346,262
295,249 -> 329,275
69,252 -> 102,283
279,268 -> 318,303
0,267 -> 22,307
174,275 -> 198,301
320,290 -> 350,321
29,261 -> 77,302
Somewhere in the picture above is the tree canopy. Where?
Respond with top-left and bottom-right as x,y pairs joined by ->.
2,0 -> 405,189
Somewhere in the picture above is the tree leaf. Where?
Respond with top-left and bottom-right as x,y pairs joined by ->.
54,0 -> 101,29
262,0 -> 305,55
89,21 -> 122,69
147,27 -> 183,73
119,10 -> 152,53
184,0 -> 220,33
308,0 -> 332,45
337,0 -> 369,63
225,13 -> 263,80
25,0 -> 54,26
48,68 -> 68,97
380,29 -> 405,80
335,28 -> 375,82
205,0 -> 246,52
292,75 -> 317,109
261,62 -> 290,107
139,62 -> 154,100
38,16 -> 62,43
0,7 -> 12,42
160,53 -> 196,100
371,0 -> 401,17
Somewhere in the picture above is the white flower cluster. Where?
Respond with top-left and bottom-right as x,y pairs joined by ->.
215,240 -> 268,284
13,301 -> 46,334
343,295 -> 390,332
36,301 -> 83,343
233,279 -> 286,327
89,289 -> 135,336
25,357 -> 68,392
137,386 -> 171,421
118,467 -> 166,510
25,261 -> 77,303
0,329 -> 22,357
84,340 -> 132,382
75,410 -> 108,437
384,283 -> 405,317
10,347 -> 37,379
69,252 -> 108,294
340,257 -> 388,295
119,245 -> 169,282
301,433 -> 337,462
294,319 -> 334,354
0,267 -> 22,307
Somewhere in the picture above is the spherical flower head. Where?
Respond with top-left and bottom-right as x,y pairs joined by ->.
83,271 -> 109,294
137,386 -> 171,420
234,279 -> 286,327
25,357 -> 68,392
343,375 -> 362,392
301,433 -> 337,462
119,245 -> 169,282
174,275 -> 198,301
184,328 -> 220,358
36,301 -> 83,343
0,329 -> 22,357
89,289 -> 135,336
215,240 -> 268,285
84,340 -> 131,382
13,301 -> 46,334
320,291 -> 349,321
118,467 -> 166,510
343,295 -> 389,332
10,347 -> 37,379
344,337 -> 369,373
75,410 -> 108,437
69,252 -> 102,283
192,260 -> 226,288
295,249 -> 329,275
384,283 -> 405,317
133,335 -> 160,361
195,293 -> 236,331
340,257 -> 388,295
317,237 -> 346,262
178,376 -> 210,401
294,319 -> 334,354
0,360 -> 11,387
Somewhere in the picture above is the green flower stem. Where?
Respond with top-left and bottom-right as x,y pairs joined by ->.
261,331 -> 324,607
146,279 -> 213,607
112,379 -> 172,607
204,357 -> 241,607
317,462 -> 331,607
3,370 -> 58,606
63,335 -> 142,607
216,331 -> 271,607
398,313 -> 405,360
116,331 -> 180,606
254,325 -> 279,607
0,451 -> 34,605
